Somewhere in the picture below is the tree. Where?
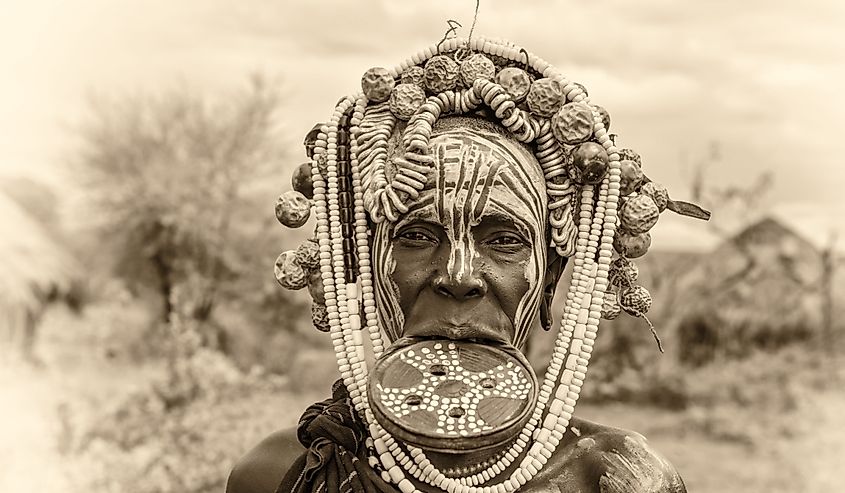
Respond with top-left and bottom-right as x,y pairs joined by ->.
676,141 -> 775,292
74,76 -> 291,343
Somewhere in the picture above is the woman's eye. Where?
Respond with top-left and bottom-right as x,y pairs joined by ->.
486,233 -> 526,248
396,229 -> 437,245
402,232 -> 430,241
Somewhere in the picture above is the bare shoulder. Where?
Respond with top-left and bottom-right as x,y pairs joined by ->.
532,416 -> 686,493
226,428 -> 304,493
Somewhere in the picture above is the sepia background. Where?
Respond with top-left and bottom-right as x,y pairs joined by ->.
1,1 -> 844,491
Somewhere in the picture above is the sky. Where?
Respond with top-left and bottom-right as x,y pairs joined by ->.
1,0 -> 843,252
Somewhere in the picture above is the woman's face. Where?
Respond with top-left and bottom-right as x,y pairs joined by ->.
372,122 -> 548,348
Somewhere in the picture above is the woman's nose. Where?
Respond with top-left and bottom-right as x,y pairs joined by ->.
432,274 -> 487,301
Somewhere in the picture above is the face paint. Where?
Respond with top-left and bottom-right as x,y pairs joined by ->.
373,120 -> 547,348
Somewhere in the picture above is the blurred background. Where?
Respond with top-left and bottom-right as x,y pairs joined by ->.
1,1 -> 843,491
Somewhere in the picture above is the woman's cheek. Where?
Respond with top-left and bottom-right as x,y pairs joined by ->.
391,246 -> 432,306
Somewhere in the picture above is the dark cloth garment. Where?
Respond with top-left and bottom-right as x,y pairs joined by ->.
276,380 -> 397,493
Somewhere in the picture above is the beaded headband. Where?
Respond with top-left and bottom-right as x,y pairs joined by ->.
273,35 -> 709,493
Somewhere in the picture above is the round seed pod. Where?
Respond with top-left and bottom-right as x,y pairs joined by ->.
551,102 -> 594,145
275,190 -> 311,228
609,257 -> 639,287
641,181 -> 669,212
601,291 -> 621,320
389,83 -> 426,121
619,160 -> 644,196
526,78 -> 564,117
291,162 -> 314,199
618,148 -> 642,167
460,54 -> 495,87
361,67 -> 395,103
619,285 -> 652,316
400,66 -> 425,87
570,142 -> 609,185
294,238 -> 320,271
311,302 -> 330,332
595,105 -> 611,131
424,55 -> 460,93
274,250 -> 308,290
613,231 -> 651,258
495,67 -> 532,103
307,269 -> 325,304
620,194 -> 660,234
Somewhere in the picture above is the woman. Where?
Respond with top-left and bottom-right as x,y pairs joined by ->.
229,34 -> 706,493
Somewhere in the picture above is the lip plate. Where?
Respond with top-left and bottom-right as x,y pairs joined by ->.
368,338 -> 538,454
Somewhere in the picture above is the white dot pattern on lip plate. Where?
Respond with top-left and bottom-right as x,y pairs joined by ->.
376,342 -> 531,436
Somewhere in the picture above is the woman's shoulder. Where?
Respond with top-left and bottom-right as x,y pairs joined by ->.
532,416 -> 686,493
226,428 -> 303,493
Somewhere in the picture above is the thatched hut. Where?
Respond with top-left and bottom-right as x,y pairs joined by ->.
563,215 -> 843,405
0,182 -> 83,363
665,217 -> 833,366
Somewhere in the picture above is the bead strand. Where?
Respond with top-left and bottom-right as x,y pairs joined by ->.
325,100 -> 361,399
311,119 -> 356,398
338,99 -> 370,409
350,95 -> 385,359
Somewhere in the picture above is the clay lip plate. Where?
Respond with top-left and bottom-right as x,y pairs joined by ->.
368,339 -> 538,453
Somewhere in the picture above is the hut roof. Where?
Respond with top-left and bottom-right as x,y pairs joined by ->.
657,216 -> 835,358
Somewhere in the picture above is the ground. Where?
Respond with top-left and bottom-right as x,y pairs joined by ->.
1,307 -> 843,493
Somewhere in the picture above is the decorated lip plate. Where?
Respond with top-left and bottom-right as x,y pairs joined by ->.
368,339 -> 538,453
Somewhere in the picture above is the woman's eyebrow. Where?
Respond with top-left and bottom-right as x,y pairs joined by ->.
394,206 -> 439,230
477,207 -> 533,237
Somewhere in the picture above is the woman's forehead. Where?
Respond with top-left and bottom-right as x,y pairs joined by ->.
427,124 -> 542,181
397,127 -> 547,230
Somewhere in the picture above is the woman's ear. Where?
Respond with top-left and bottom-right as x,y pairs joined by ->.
540,250 -> 568,331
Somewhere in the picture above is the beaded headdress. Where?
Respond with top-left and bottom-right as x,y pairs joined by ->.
273,35 -> 708,493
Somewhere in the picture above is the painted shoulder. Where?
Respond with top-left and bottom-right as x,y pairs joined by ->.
534,416 -> 686,493
226,428 -> 303,493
